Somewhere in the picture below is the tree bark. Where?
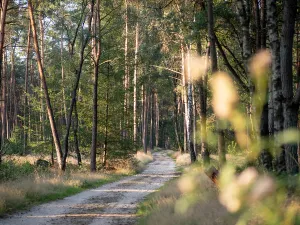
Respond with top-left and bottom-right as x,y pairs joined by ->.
73,99 -> 81,166
142,87 -> 149,153
103,61 -> 110,167
173,80 -> 183,152
2,50 -> 7,146
12,44 -> 17,134
280,0 -> 299,174
192,85 -> 197,155
133,22 -> 139,144
123,0 -> 129,139
155,91 -> 159,147
236,0 -> 251,64
181,44 -> 187,152
0,0 -> 8,161
62,0 -> 94,171
28,0 -> 63,169
253,0 -> 261,50
90,0 -> 101,172
149,91 -> 154,151
208,0 -> 224,165
24,23 -> 31,155
61,26 -> 67,124
38,12 -> 45,142
186,46 -> 196,162
257,0 -> 272,170
196,40 -> 210,164
259,102 -> 273,170
266,0 -> 285,173
260,0 -> 267,48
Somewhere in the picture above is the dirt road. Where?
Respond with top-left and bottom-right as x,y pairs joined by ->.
0,151 -> 177,225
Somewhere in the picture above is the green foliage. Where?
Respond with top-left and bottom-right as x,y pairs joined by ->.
3,128 -> 23,155
227,141 -> 238,155
0,161 -> 35,182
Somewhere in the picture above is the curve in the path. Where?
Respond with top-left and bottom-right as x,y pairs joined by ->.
0,151 -> 178,225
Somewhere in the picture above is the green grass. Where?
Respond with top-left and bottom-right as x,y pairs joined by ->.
136,178 -> 179,224
210,153 -> 247,168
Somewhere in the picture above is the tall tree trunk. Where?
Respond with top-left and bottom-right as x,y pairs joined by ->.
199,44 -> 210,164
123,0 -> 129,139
11,43 -> 17,134
192,85 -> 197,155
253,0 -> 261,50
236,0 -> 251,64
236,0 -> 254,148
38,12 -> 45,142
142,87 -> 148,153
141,85 -> 144,146
208,0 -> 225,165
268,75 -> 274,138
62,1 -> 94,171
24,23 -> 31,155
28,0 -> 63,169
155,91 -> 159,147
266,0 -> 285,173
181,44 -> 187,152
297,22 -> 300,165
2,50 -> 7,146
8,38 -> 16,138
258,0 -> 272,170
103,61 -> 110,167
259,103 -> 273,170
259,66 -> 274,171
280,0 -> 298,174
186,47 -> 196,162
260,0 -> 267,48
61,27 -> 67,124
173,80 -> 183,152
133,22 -> 139,144
149,91 -> 153,151
90,0 -> 101,172
0,0 -> 8,162
73,99 -> 81,166
90,63 -> 99,172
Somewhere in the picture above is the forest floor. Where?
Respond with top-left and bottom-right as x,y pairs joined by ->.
0,151 -> 178,225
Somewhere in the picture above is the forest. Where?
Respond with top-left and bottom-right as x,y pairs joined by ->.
0,0 -> 299,224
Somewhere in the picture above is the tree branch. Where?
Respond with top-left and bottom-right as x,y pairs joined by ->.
215,33 -> 249,92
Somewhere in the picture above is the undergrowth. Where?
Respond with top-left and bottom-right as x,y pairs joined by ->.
137,166 -> 237,225
0,169 -> 125,216
137,152 -> 300,225
0,150 -> 153,216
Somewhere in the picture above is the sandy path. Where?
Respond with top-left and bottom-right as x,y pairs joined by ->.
0,151 -> 178,225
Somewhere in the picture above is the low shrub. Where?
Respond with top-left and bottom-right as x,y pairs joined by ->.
0,161 -> 35,181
